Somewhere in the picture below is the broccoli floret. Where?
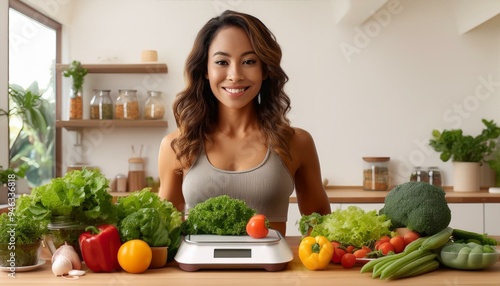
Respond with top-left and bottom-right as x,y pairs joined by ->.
379,181 -> 451,236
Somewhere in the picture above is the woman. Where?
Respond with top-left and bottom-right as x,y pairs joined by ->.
158,10 -> 330,235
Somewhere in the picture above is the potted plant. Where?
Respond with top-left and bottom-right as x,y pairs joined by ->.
429,119 -> 500,192
0,195 -> 47,267
487,148 -> 500,189
62,60 -> 88,119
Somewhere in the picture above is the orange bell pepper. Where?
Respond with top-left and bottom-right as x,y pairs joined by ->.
298,236 -> 334,270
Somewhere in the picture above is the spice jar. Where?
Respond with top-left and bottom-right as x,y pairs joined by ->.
90,89 -> 113,119
362,157 -> 390,191
128,157 -> 146,192
69,88 -> 83,119
144,91 -> 165,120
410,167 -> 429,183
427,167 -> 442,187
115,89 -> 139,120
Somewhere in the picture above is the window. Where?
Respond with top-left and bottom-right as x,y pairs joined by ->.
8,0 -> 61,186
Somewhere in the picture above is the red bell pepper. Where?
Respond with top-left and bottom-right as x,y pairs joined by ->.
79,224 -> 122,272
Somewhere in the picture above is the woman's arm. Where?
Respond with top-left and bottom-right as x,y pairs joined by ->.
291,128 -> 331,216
157,130 -> 186,212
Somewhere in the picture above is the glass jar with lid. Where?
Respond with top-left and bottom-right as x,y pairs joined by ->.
48,215 -> 86,259
410,166 -> 429,183
427,166 -> 442,187
362,157 -> 390,191
115,89 -> 139,120
90,89 -> 113,119
144,90 -> 165,120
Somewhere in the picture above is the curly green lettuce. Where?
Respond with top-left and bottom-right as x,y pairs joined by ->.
182,195 -> 256,235
299,206 -> 392,247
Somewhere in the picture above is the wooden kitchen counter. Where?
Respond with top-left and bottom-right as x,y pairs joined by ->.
309,186 -> 500,204
1,237 -> 499,285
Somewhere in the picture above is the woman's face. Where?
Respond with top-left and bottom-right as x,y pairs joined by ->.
206,26 -> 264,110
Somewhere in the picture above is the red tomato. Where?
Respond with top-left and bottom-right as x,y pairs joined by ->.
361,245 -> 372,252
378,242 -> 395,256
389,236 -> 405,253
331,241 -> 341,249
403,231 -> 421,246
374,235 -> 391,250
331,246 -> 346,264
246,214 -> 269,238
353,249 -> 368,258
341,253 -> 356,269
345,245 -> 356,253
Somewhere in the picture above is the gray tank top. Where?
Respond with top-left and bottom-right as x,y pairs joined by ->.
182,149 -> 295,222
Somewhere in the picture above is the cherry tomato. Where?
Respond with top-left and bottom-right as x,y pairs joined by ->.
341,253 -> 356,269
389,236 -> 405,253
375,235 -> 391,250
246,214 -> 269,238
378,242 -> 395,256
117,239 -> 152,274
331,246 -> 346,264
331,241 -> 341,249
403,231 -> 421,246
345,245 -> 356,253
361,245 -> 372,252
353,249 -> 368,258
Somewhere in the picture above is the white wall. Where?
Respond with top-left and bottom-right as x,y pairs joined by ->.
9,0 -> 500,186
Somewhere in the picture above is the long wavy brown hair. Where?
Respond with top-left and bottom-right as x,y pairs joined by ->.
172,10 -> 294,169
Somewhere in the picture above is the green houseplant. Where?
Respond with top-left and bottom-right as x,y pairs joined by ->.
429,119 -> 500,192
1,82 -> 55,187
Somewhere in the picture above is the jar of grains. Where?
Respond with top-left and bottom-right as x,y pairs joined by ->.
69,88 -> 83,120
427,166 -> 442,187
90,89 -> 113,119
144,91 -> 165,120
362,157 -> 390,191
115,89 -> 139,120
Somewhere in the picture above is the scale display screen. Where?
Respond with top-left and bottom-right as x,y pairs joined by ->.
214,249 -> 251,258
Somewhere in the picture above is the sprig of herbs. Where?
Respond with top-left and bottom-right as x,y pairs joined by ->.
62,60 -> 88,95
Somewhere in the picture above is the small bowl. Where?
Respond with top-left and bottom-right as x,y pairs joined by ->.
149,246 -> 168,269
439,248 -> 499,270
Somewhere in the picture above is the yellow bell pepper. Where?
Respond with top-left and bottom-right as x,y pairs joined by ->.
298,235 -> 334,270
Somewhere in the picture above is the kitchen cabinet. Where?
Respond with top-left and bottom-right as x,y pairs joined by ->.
485,203 -> 500,235
54,63 -> 169,176
448,203 -> 484,234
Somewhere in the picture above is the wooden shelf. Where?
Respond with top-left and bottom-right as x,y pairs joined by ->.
56,119 -> 168,131
56,63 -> 168,74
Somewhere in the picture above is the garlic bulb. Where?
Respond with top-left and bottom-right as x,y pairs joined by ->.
52,243 -> 82,270
52,256 -> 73,276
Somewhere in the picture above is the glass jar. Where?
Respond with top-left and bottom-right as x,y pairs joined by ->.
128,157 -> 146,192
69,88 -> 83,120
410,167 -> 429,183
47,215 -> 86,260
90,89 -> 113,119
144,90 -> 165,120
115,89 -> 139,120
427,166 -> 442,187
362,157 -> 390,191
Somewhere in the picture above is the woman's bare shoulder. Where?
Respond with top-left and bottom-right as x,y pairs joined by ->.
290,127 -> 315,147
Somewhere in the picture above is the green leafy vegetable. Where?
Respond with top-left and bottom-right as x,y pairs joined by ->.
116,189 -> 183,254
299,206 -> 391,248
119,208 -> 170,247
182,195 -> 256,235
26,168 -> 117,225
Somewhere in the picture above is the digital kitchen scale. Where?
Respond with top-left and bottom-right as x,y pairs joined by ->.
174,229 -> 293,271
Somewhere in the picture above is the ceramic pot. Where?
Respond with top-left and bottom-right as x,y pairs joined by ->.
453,162 -> 481,192
149,246 -> 168,269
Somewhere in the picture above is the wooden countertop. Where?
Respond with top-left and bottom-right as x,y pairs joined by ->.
1,236 -> 499,285
108,186 -> 500,205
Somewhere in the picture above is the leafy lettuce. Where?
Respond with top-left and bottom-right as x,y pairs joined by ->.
182,195 -> 256,235
299,206 -> 392,247
26,168 -> 116,225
